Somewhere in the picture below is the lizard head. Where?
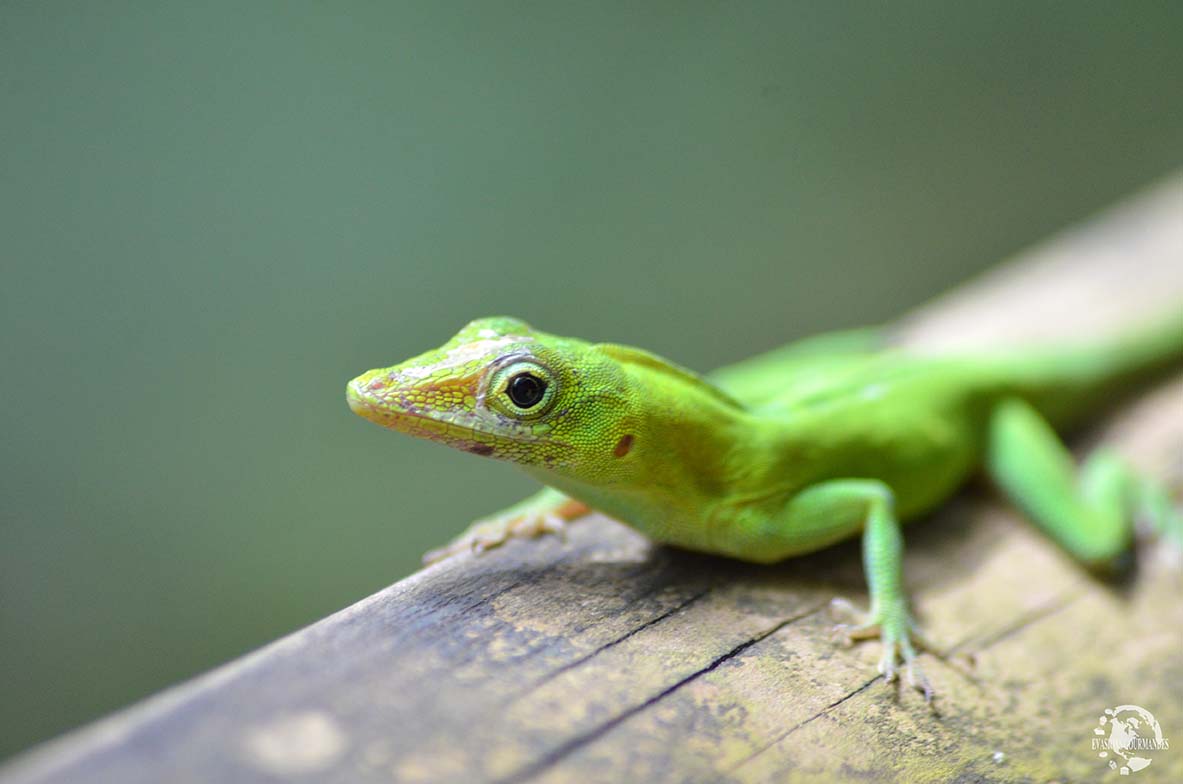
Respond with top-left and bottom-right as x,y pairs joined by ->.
347,317 -> 636,481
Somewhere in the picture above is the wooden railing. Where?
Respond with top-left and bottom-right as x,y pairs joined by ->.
3,174 -> 1181,784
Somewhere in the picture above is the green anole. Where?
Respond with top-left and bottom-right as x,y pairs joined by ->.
346,315 -> 1183,700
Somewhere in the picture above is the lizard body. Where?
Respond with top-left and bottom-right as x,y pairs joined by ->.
347,314 -> 1183,698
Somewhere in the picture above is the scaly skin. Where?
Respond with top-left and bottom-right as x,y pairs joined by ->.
347,315 -> 1183,701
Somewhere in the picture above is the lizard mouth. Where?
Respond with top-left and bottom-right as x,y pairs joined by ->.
346,375 -> 560,458
346,377 -> 483,438
346,371 -> 576,465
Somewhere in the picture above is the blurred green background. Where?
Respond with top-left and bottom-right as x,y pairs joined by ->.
2,0 -> 1182,762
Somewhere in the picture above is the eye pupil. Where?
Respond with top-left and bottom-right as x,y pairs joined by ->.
507,373 -> 546,408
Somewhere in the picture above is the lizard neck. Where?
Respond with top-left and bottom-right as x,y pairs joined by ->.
527,361 -> 756,548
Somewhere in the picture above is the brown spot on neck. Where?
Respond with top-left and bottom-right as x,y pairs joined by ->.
466,444 -> 495,457
613,434 -> 634,458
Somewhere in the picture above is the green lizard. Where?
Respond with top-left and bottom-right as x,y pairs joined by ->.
346,315 -> 1183,700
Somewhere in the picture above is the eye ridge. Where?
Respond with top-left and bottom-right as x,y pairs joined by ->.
507,372 -> 547,408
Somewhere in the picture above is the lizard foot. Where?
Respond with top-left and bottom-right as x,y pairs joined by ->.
1151,508 -> 1183,571
1132,469 -> 1183,570
422,511 -> 567,566
830,597 -> 935,702
1165,446 -> 1183,498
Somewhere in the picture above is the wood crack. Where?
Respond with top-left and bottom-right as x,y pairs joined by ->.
728,675 -> 880,773
496,602 -> 828,784
513,587 -> 713,699
727,592 -> 1082,773
947,592 -> 1081,655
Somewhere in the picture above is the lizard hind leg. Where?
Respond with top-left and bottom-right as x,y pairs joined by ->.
1085,448 -> 1183,570
986,398 -> 1182,575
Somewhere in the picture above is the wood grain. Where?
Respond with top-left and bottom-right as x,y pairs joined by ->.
4,174 -> 1182,784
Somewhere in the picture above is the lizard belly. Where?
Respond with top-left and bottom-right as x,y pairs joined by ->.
759,391 -> 985,525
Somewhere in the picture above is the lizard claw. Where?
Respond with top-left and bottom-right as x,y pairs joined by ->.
829,597 -> 868,627
423,512 -> 567,565
830,595 -> 935,703
876,634 -> 933,702
829,597 -> 878,645
904,656 -> 934,703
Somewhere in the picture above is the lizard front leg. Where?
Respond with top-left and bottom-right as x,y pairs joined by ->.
826,482 -> 934,702
423,487 -> 589,565
725,480 -> 934,700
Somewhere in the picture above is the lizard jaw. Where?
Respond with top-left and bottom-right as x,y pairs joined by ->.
346,377 -> 488,450
346,367 -> 574,463
348,374 -> 533,460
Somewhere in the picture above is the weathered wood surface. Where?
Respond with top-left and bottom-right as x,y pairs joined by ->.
4,175 -> 1183,784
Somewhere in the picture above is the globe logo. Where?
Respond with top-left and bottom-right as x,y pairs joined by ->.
1092,705 -> 1170,775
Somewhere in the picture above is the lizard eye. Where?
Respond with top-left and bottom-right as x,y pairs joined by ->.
507,373 -> 547,408
488,359 -> 558,419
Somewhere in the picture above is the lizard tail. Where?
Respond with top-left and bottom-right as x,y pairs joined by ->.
1017,309 -> 1183,427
